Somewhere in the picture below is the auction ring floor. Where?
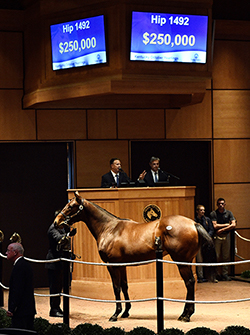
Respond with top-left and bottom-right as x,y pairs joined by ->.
3,279 -> 250,333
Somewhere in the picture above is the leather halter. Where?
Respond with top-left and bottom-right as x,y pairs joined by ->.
60,197 -> 84,226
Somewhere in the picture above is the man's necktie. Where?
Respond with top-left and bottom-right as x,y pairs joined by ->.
116,174 -> 119,186
155,172 -> 158,182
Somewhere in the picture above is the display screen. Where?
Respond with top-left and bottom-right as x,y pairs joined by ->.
50,15 -> 107,70
130,11 -> 208,64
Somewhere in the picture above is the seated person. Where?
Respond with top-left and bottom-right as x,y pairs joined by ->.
101,158 -> 131,188
138,156 -> 170,187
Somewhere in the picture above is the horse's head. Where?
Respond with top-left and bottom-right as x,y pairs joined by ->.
54,191 -> 84,228
147,208 -> 158,219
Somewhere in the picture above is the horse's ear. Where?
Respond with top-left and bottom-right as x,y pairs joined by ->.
74,191 -> 82,204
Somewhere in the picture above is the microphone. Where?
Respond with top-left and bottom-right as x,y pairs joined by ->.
160,169 -> 180,180
118,166 -> 130,184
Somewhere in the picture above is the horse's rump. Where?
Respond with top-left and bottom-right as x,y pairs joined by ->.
156,215 -> 199,261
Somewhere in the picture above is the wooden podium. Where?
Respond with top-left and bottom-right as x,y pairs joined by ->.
68,186 -> 196,299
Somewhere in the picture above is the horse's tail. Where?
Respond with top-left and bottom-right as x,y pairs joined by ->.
195,223 -> 217,282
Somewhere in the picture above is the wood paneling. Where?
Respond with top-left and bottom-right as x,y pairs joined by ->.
213,91 -> 250,138
117,109 -> 165,139
214,140 -> 250,183
0,9 -> 24,31
166,90 -> 212,139
0,90 -> 36,140
214,20 -> 250,42
76,140 -> 129,187
213,40 -> 250,89
0,32 -> 23,89
214,184 -> 250,229
87,109 -> 116,139
37,110 -> 86,140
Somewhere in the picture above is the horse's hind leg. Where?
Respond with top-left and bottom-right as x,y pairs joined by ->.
177,265 -> 195,322
120,267 -> 131,318
107,266 -> 123,322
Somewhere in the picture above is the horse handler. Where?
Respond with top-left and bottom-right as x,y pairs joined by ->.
45,216 -> 76,318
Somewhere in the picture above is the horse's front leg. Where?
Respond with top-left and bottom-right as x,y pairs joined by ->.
107,266 -> 123,322
120,266 -> 131,318
177,265 -> 195,322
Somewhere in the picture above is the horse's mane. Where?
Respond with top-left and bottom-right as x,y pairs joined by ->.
88,200 -> 131,221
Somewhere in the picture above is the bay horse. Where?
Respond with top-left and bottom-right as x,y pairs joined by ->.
54,191 -> 216,322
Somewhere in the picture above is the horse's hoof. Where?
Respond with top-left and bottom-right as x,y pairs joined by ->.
178,315 -> 190,322
121,311 -> 129,318
109,315 -> 118,322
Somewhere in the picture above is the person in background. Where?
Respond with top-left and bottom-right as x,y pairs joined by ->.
101,158 -> 131,188
138,156 -> 171,186
6,243 -> 36,330
45,213 -> 77,317
195,204 -> 216,283
210,198 -> 236,281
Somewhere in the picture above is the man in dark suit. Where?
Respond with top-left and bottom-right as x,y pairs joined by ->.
138,156 -> 170,186
45,219 -> 76,317
101,158 -> 131,187
6,243 -> 36,330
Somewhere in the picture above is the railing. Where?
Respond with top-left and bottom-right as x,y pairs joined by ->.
1,230 -> 250,334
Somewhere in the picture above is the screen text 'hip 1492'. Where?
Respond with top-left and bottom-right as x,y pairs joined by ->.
63,20 -> 90,34
151,15 -> 190,26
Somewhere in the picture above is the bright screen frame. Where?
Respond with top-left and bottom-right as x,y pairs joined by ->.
130,11 -> 208,64
50,15 -> 107,71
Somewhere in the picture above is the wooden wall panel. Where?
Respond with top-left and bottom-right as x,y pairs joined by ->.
214,184 -> 250,229
37,110 -> 86,140
166,90 -> 212,139
76,140 -> 129,187
214,20 -> 250,41
213,91 -> 250,138
23,3 -> 44,96
87,109 -> 116,139
0,90 -> 36,140
0,32 -> 23,89
214,139 -> 250,183
213,40 -> 250,89
0,9 -> 24,31
117,109 -> 165,139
